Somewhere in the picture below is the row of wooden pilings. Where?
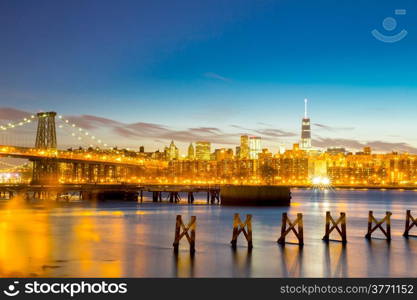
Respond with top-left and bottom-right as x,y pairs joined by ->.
0,190 -> 56,201
0,189 -> 222,203
173,210 -> 417,253
0,190 -> 15,200
150,190 -> 220,204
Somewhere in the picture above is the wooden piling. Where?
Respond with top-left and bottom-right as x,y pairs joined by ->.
187,192 -> 194,203
365,211 -> 392,240
210,190 -> 220,204
322,211 -> 347,244
403,210 -> 417,238
169,192 -> 180,203
277,213 -> 304,246
173,215 -> 196,253
174,192 -> 180,203
230,213 -> 253,249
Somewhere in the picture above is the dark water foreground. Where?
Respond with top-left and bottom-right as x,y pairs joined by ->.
1,188 -> 417,278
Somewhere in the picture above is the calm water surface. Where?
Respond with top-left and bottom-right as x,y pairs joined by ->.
1,189 -> 417,278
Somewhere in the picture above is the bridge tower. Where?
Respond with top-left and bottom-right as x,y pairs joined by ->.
31,112 -> 59,185
35,112 -> 57,149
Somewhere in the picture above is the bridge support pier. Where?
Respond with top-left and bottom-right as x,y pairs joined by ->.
81,164 -> 87,182
88,164 -> 95,183
31,159 -> 59,185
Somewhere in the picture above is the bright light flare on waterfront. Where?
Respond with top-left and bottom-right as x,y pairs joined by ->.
311,176 -> 331,188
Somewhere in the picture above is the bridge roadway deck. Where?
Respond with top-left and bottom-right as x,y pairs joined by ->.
0,145 -> 161,168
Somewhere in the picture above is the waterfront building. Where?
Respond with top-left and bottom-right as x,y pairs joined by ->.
235,146 -> 241,158
214,148 -> 234,161
326,147 -> 346,155
51,144 -> 417,186
195,141 -> 211,161
258,148 -> 272,160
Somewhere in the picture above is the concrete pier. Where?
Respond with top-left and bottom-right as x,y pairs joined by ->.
221,185 -> 291,206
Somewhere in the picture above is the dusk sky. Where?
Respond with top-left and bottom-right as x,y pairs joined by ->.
1,0 -> 417,153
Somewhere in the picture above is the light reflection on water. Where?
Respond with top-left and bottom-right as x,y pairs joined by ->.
0,189 -> 417,277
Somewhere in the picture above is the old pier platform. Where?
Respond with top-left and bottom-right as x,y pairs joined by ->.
0,184 -> 292,205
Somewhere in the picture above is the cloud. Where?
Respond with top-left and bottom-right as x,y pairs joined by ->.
160,127 -> 237,145
229,125 -> 297,140
229,124 -> 249,131
365,141 -> 417,153
313,138 -> 417,153
111,122 -> 237,145
113,122 -> 167,139
64,115 -> 121,130
313,123 -> 355,131
0,108 -> 31,121
203,72 -> 231,82
113,126 -> 138,138
257,121 -> 273,127
188,127 -> 221,134
255,128 -> 297,138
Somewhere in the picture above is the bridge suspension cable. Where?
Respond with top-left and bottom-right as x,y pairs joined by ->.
56,115 -> 112,149
0,115 -> 36,131
0,112 -> 114,150
0,114 -> 37,147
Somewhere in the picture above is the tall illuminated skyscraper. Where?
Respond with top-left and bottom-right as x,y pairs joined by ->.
300,98 -> 312,150
187,143 -> 195,160
240,135 -> 249,159
249,136 -> 261,159
166,140 -> 179,160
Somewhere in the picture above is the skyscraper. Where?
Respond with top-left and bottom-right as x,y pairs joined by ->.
235,146 -> 241,158
249,136 -> 261,159
240,135 -> 249,159
195,141 -> 211,160
165,140 -> 179,160
300,98 -> 312,150
187,143 -> 195,160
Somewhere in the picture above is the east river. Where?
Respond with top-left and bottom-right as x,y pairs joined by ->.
1,188 -> 417,277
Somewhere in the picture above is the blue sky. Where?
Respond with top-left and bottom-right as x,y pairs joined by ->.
0,0 -> 417,153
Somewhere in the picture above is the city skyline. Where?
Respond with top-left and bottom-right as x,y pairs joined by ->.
1,1 -> 417,153
1,101 -> 417,155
